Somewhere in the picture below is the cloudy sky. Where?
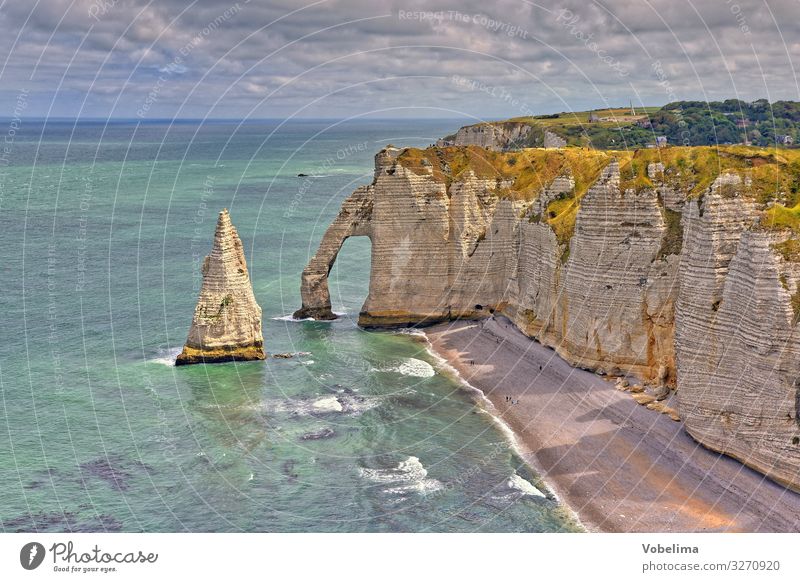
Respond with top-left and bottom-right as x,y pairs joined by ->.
1,0 -> 798,119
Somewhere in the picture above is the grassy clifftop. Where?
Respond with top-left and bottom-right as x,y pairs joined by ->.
455,99 -> 800,149
397,145 -> 612,200
395,144 -> 800,243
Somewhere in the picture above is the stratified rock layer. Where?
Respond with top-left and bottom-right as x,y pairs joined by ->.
297,147 -> 679,382
298,144 -> 800,491
176,209 -> 265,365
436,121 -> 538,150
509,161 -> 679,381
676,187 -> 800,490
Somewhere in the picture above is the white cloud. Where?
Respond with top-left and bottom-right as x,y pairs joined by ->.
0,0 -> 797,118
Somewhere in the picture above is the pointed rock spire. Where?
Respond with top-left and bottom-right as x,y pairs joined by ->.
176,209 -> 266,365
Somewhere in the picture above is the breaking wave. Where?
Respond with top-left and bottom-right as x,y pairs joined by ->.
373,358 -> 435,378
148,347 -> 182,366
359,456 -> 443,495
265,393 -> 381,417
310,396 -> 342,413
507,473 -> 546,498
272,314 -> 313,322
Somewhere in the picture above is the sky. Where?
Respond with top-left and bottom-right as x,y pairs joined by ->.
1,0 -> 798,120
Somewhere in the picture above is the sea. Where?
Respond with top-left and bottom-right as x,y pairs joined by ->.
0,118 -> 582,532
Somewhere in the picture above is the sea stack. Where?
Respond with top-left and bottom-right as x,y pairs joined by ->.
175,209 -> 266,365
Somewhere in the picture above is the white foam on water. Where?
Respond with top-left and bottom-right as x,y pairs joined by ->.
359,456 -> 443,496
417,329 -> 585,525
507,473 -> 546,498
311,396 -> 343,413
340,394 -> 381,415
272,314 -> 314,322
397,358 -> 436,378
264,393 -> 380,417
149,347 -> 182,366
372,357 -> 436,378
394,328 -> 427,339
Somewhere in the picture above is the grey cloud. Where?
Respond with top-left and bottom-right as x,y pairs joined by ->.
0,0 -> 797,119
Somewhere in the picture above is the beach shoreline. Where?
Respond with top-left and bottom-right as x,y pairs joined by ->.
423,316 -> 800,533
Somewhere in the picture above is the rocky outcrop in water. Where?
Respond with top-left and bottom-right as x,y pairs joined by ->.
297,144 -> 800,491
293,172 -> 377,320
176,209 -> 265,365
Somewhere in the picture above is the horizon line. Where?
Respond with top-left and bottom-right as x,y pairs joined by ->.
0,116 -> 473,122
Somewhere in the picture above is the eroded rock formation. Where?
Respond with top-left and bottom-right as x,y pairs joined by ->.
298,143 -> 800,491
293,159 -> 379,320
676,184 -> 800,490
297,146 -> 680,382
176,209 -> 265,365
436,121 -> 539,150
509,161 -> 680,381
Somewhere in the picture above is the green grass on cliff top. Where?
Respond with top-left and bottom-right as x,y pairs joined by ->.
397,145 -> 800,243
473,100 -> 800,149
508,107 -> 662,127
397,146 -> 614,200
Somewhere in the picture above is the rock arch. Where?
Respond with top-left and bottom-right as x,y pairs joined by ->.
293,186 -> 374,320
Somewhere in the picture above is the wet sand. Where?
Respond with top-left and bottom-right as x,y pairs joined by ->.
425,316 -> 800,532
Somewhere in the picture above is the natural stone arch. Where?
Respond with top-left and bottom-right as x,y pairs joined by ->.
293,186 -> 373,320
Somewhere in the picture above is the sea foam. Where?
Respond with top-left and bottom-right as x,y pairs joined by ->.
272,314 -> 313,322
311,396 -> 343,413
265,393 -> 380,417
507,473 -> 546,498
149,347 -> 182,366
359,456 -> 442,495
373,357 -> 436,378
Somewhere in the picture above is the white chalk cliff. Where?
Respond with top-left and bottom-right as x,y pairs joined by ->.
437,121 -> 539,150
177,209 -> 265,365
297,144 -> 800,491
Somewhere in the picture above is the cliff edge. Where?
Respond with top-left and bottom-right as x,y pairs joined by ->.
297,144 -> 800,491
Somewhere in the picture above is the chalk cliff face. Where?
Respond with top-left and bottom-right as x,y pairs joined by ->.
437,121 -> 539,150
297,147 -> 680,382
297,144 -> 800,490
436,121 -> 564,150
676,185 -> 800,490
177,209 -> 265,365
509,161 -> 679,382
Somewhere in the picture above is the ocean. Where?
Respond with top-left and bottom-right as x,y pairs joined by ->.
1,118 -> 581,532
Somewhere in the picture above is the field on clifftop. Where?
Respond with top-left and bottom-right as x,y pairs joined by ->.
446,99 -> 800,149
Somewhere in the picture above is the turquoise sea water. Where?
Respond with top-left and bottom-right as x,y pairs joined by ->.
1,119 -> 581,532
